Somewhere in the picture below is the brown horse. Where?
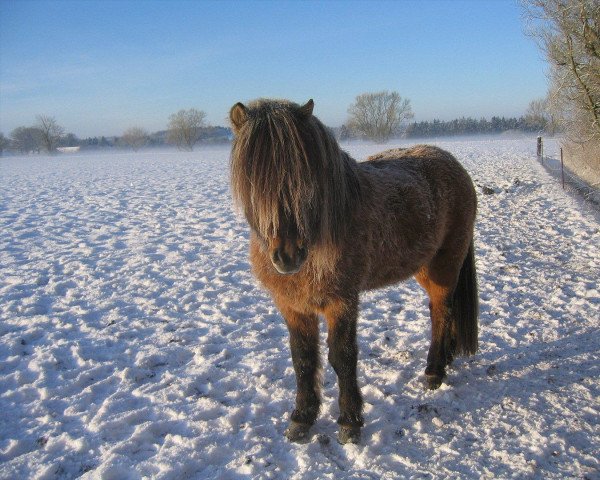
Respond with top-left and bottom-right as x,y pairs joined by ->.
229,98 -> 478,444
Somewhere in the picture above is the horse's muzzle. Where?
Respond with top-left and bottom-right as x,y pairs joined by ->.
270,244 -> 308,275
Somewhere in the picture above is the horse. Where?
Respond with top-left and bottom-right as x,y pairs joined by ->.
229,98 -> 478,444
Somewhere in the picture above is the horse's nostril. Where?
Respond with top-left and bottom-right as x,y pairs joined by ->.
272,249 -> 282,265
298,246 -> 307,260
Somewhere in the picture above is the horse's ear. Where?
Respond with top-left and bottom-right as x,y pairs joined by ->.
230,102 -> 249,131
298,99 -> 314,118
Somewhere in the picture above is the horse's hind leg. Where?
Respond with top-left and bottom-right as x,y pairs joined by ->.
324,297 -> 363,444
416,259 -> 461,390
280,307 -> 321,442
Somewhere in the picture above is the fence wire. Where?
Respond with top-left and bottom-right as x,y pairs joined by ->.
538,148 -> 600,208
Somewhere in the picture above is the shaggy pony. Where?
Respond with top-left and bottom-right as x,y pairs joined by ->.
229,98 -> 478,444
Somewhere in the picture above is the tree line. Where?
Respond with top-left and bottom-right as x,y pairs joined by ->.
0,109 -> 230,155
340,112 -> 549,141
0,89 -> 558,157
406,116 -> 548,138
1,115 -> 65,155
339,90 -> 551,141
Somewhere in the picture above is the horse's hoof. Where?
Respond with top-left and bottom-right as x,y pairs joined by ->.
426,374 -> 444,390
284,422 -> 311,442
338,425 -> 361,445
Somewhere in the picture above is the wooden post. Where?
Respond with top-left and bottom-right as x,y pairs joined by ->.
561,147 -> 565,189
537,136 -> 542,159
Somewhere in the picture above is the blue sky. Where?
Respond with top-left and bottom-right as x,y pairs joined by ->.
0,0 -> 546,137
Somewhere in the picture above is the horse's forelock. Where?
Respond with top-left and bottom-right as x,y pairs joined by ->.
230,100 -> 352,253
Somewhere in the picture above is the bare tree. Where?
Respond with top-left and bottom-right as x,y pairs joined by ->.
524,97 -> 560,135
36,115 -> 65,153
348,91 -> 410,142
120,127 -> 148,151
522,0 -> 600,141
10,126 -> 43,154
522,0 -> 600,185
347,91 -> 414,142
167,108 -> 206,151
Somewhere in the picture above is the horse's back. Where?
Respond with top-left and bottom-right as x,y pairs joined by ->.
364,145 -> 475,202
366,145 -> 447,161
367,144 -> 465,174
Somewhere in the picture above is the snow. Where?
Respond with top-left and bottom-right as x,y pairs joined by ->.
0,139 -> 598,479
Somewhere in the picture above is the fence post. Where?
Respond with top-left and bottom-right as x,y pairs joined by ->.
537,136 -> 542,160
561,147 -> 565,189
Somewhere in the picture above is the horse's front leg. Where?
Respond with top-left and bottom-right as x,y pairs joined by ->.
324,298 -> 363,444
280,307 -> 321,442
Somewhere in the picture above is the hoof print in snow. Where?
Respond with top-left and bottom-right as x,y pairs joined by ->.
414,403 -> 440,419
36,436 -> 48,448
482,185 -> 496,195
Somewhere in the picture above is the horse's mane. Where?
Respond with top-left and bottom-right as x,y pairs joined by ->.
230,99 -> 359,253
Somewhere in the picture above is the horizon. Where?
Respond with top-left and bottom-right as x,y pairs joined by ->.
0,0 -> 547,138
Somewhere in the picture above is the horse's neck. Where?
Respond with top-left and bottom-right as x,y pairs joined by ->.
340,150 -> 357,168
338,151 -> 359,182
337,150 -> 362,211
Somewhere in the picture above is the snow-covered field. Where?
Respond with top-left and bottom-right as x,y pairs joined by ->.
1,139 -> 598,480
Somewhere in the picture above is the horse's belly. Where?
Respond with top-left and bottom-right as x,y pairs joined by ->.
360,232 -> 436,291
362,260 -> 416,290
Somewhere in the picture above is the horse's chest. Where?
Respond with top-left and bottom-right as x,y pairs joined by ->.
249,245 -> 325,311
258,270 -> 327,310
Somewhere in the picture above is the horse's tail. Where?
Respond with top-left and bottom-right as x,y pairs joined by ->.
453,240 -> 479,356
